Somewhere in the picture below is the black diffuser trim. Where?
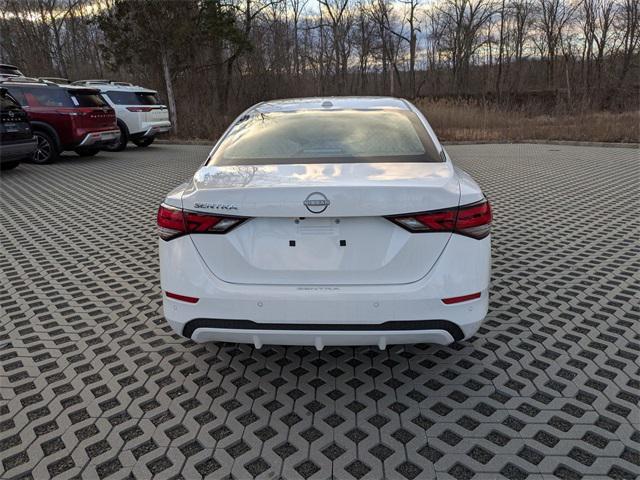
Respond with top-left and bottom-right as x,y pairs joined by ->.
182,318 -> 464,341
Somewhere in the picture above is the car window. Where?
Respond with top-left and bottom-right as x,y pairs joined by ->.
69,91 -> 109,107
5,86 -> 73,107
0,91 -> 21,110
209,109 -> 443,166
105,91 -> 159,105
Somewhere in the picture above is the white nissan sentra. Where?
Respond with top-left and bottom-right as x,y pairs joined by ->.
158,97 -> 491,350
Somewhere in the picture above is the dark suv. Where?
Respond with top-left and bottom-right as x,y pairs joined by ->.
1,78 -> 119,163
0,88 -> 36,170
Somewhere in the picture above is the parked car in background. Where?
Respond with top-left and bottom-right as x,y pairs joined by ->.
0,77 -> 119,163
0,87 -> 36,170
0,64 -> 24,78
72,80 -> 171,151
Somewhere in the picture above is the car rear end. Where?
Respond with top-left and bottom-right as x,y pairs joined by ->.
63,87 -> 119,149
102,88 -> 171,139
159,99 -> 491,349
0,88 -> 36,168
2,81 -> 119,157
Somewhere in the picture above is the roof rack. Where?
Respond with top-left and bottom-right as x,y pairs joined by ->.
39,77 -> 70,85
71,79 -> 110,85
72,79 -> 134,87
0,76 -> 51,85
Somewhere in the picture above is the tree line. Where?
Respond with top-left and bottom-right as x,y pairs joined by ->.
1,0 -> 638,138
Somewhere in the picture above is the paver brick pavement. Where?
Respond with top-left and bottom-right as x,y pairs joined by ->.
1,143 -> 638,479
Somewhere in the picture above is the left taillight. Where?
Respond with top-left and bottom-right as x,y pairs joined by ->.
157,204 -> 248,241
387,198 -> 492,239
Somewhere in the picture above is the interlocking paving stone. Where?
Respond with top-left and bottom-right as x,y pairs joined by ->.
1,143 -> 639,479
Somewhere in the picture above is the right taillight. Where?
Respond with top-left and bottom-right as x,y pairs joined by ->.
157,204 -> 248,241
454,199 -> 492,239
387,199 -> 491,239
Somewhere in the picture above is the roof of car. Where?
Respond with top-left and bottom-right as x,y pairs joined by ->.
64,85 -> 101,93
71,80 -> 156,93
254,97 -> 411,113
0,76 -> 50,86
39,77 -> 70,83
103,84 -> 157,93
0,79 -> 101,95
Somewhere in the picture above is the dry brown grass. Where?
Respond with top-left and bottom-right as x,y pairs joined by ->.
416,98 -> 640,144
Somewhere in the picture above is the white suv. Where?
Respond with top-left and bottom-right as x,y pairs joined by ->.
72,80 -> 171,150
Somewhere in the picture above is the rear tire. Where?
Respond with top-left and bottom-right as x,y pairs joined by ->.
133,136 -> 154,147
32,131 -> 58,164
1,161 -> 19,171
103,122 -> 128,151
75,148 -> 100,157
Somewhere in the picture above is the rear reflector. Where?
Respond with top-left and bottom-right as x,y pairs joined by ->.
387,198 -> 492,239
157,204 -> 248,240
165,291 -> 199,303
442,292 -> 482,304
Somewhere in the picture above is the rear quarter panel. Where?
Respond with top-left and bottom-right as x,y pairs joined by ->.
454,165 -> 486,205
26,108 -> 74,146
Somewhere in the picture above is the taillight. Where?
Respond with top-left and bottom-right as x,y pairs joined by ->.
157,204 -> 185,240
56,108 -> 87,116
454,200 -> 492,239
127,107 -> 153,112
389,209 -> 457,232
157,204 -> 248,240
387,199 -> 491,239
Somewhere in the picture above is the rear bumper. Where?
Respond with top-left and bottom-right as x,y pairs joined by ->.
77,129 -> 120,147
185,324 -> 473,350
181,319 -> 467,348
142,124 -> 171,137
0,137 -> 37,162
160,233 -> 491,348
130,123 -> 172,138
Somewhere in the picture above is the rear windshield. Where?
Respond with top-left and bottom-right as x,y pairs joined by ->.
69,91 -> 108,107
208,109 -> 443,166
5,86 -> 73,107
105,91 -> 159,105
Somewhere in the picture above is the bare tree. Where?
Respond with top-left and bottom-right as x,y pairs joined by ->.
438,0 -> 495,92
536,0 -> 577,86
1,0 -> 637,139
616,0 -> 639,84
318,0 -> 352,93
381,0 -> 421,96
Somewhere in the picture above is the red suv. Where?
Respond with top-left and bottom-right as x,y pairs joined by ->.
1,78 -> 119,163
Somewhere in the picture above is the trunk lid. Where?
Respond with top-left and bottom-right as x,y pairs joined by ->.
143,105 -> 169,123
182,162 -> 460,285
66,88 -> 116,129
